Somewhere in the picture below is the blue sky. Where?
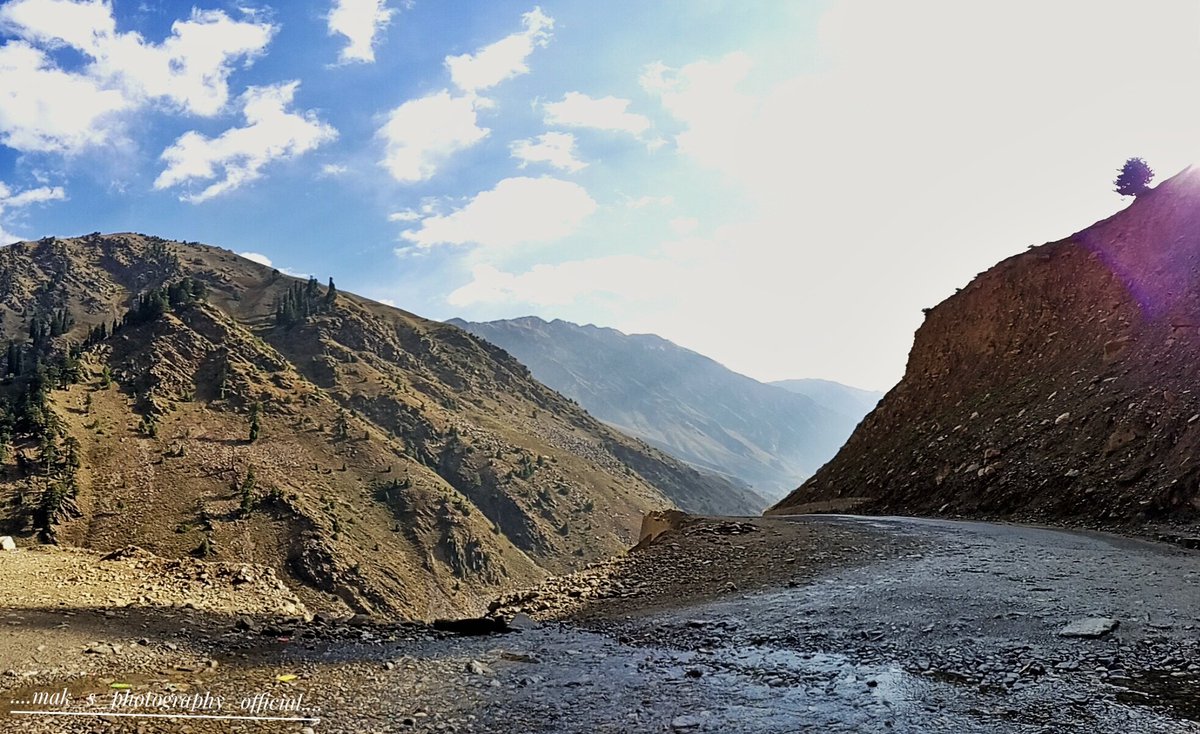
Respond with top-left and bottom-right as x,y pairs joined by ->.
2,1 -> 1199,390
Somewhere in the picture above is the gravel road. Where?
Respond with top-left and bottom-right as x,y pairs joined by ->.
5,516 -> 1200,733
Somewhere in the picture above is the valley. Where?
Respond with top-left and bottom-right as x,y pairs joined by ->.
452,317 -> 878,502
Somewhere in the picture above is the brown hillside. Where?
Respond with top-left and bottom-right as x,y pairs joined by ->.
771,167 -> 1200,526
0,233 -> 751,619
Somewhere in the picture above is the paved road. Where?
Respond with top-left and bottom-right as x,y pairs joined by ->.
457,516 -> 1200,733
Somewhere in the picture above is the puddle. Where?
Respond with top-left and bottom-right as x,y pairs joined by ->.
1114,670 -> 1200,721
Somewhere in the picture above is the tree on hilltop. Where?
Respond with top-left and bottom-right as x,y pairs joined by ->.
1114,157 -> 1154,197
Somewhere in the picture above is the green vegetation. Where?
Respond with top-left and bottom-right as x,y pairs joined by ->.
1115,157 -> 1154,197
239,467 -> 257,516
248,402 -> 261,442
122,277 -> 208,328
275,276 -> 336,327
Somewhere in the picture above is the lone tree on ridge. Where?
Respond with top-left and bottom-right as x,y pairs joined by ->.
1114,157 -> 1154,198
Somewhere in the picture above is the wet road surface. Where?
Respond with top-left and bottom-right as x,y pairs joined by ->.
453,516 -> 1200,733
7,516 -> 1200,733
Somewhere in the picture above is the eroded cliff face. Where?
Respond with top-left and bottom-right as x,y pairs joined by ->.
772,167 -> 1200,524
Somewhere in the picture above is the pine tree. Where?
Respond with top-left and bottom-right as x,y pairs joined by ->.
239,467 -> 257,516
333,408 -> 349,440
248,402 -> 261,443
1115,157 -> 1154,198
325,278 -> 337,309
6,340 -> 20,376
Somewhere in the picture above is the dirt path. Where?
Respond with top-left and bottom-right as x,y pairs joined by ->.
3,516 -> 1200,732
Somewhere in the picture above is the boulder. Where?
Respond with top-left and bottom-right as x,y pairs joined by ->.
1058,617 -> 1119,638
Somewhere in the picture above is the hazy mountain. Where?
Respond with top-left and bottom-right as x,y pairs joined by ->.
772,167 -> 1200,524
0,233 -> 753,619
770,379 -> 883,422
450,317 -> 873,501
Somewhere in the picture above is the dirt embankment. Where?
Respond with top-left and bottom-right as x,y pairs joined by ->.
489,513 -> 916,622
773,167 -> 1200,529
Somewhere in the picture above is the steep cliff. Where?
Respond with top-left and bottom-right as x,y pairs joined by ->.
772,167 -> 1200,526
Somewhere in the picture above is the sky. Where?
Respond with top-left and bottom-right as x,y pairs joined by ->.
1,1 -> 1199,391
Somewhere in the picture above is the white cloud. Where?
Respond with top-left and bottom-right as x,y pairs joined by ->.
641,52 -> 757,173
155,82 -> 338,203
543,92 -> 652,136
388,210 -> 421,222
454,2 -> 1200,391
0,41 -> 130,153
320,163 -> 349,177
668,216 -> 698,235
449,255 -> 661,307
0,180 -> 65,244
327,0 -> 395,64
445,7 -> 553,94
510,131 -> 586,173
239,251 -> 308,278
400,176 -> 596,249
624,194 -> 673,209
0,0 -> 274,119
239,251 -> 272,266
378,90 -> 489,183
376,7 -> 555,182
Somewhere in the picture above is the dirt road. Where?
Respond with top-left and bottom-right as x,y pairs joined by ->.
3,517 -> 1200,732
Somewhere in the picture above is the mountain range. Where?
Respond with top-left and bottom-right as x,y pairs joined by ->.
0,233 -> 757,619
451,317 -> 880,500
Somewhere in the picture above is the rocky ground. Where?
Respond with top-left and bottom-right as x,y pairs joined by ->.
3,516 -> 1200,732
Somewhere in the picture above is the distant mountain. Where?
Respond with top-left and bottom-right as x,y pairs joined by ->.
770,379 -> 883,422
450,317 -> 874,501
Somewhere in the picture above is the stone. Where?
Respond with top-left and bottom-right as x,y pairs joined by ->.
507,613 -> 538,631
466,659 -> 491,676
234,616 -> 259,633
1055,412 -> 1071,425
1058,617 -> 1119,638
433,616 -> 509,635
671,715 -> 704,731
0,536 -> 15,552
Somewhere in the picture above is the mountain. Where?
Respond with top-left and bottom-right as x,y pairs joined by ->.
0,233 -> 752,619
450,317 -> 871,501
771,167 -> 1200,525
770,379 -> 883,422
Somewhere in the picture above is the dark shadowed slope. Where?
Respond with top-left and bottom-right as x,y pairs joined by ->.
772,166 -> 1200,526
451,316 -> 869,501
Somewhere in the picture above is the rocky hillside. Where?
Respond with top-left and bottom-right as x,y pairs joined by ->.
451,317 -> 865,502
771,167 -> 1200,526
0,233 -> 749,619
